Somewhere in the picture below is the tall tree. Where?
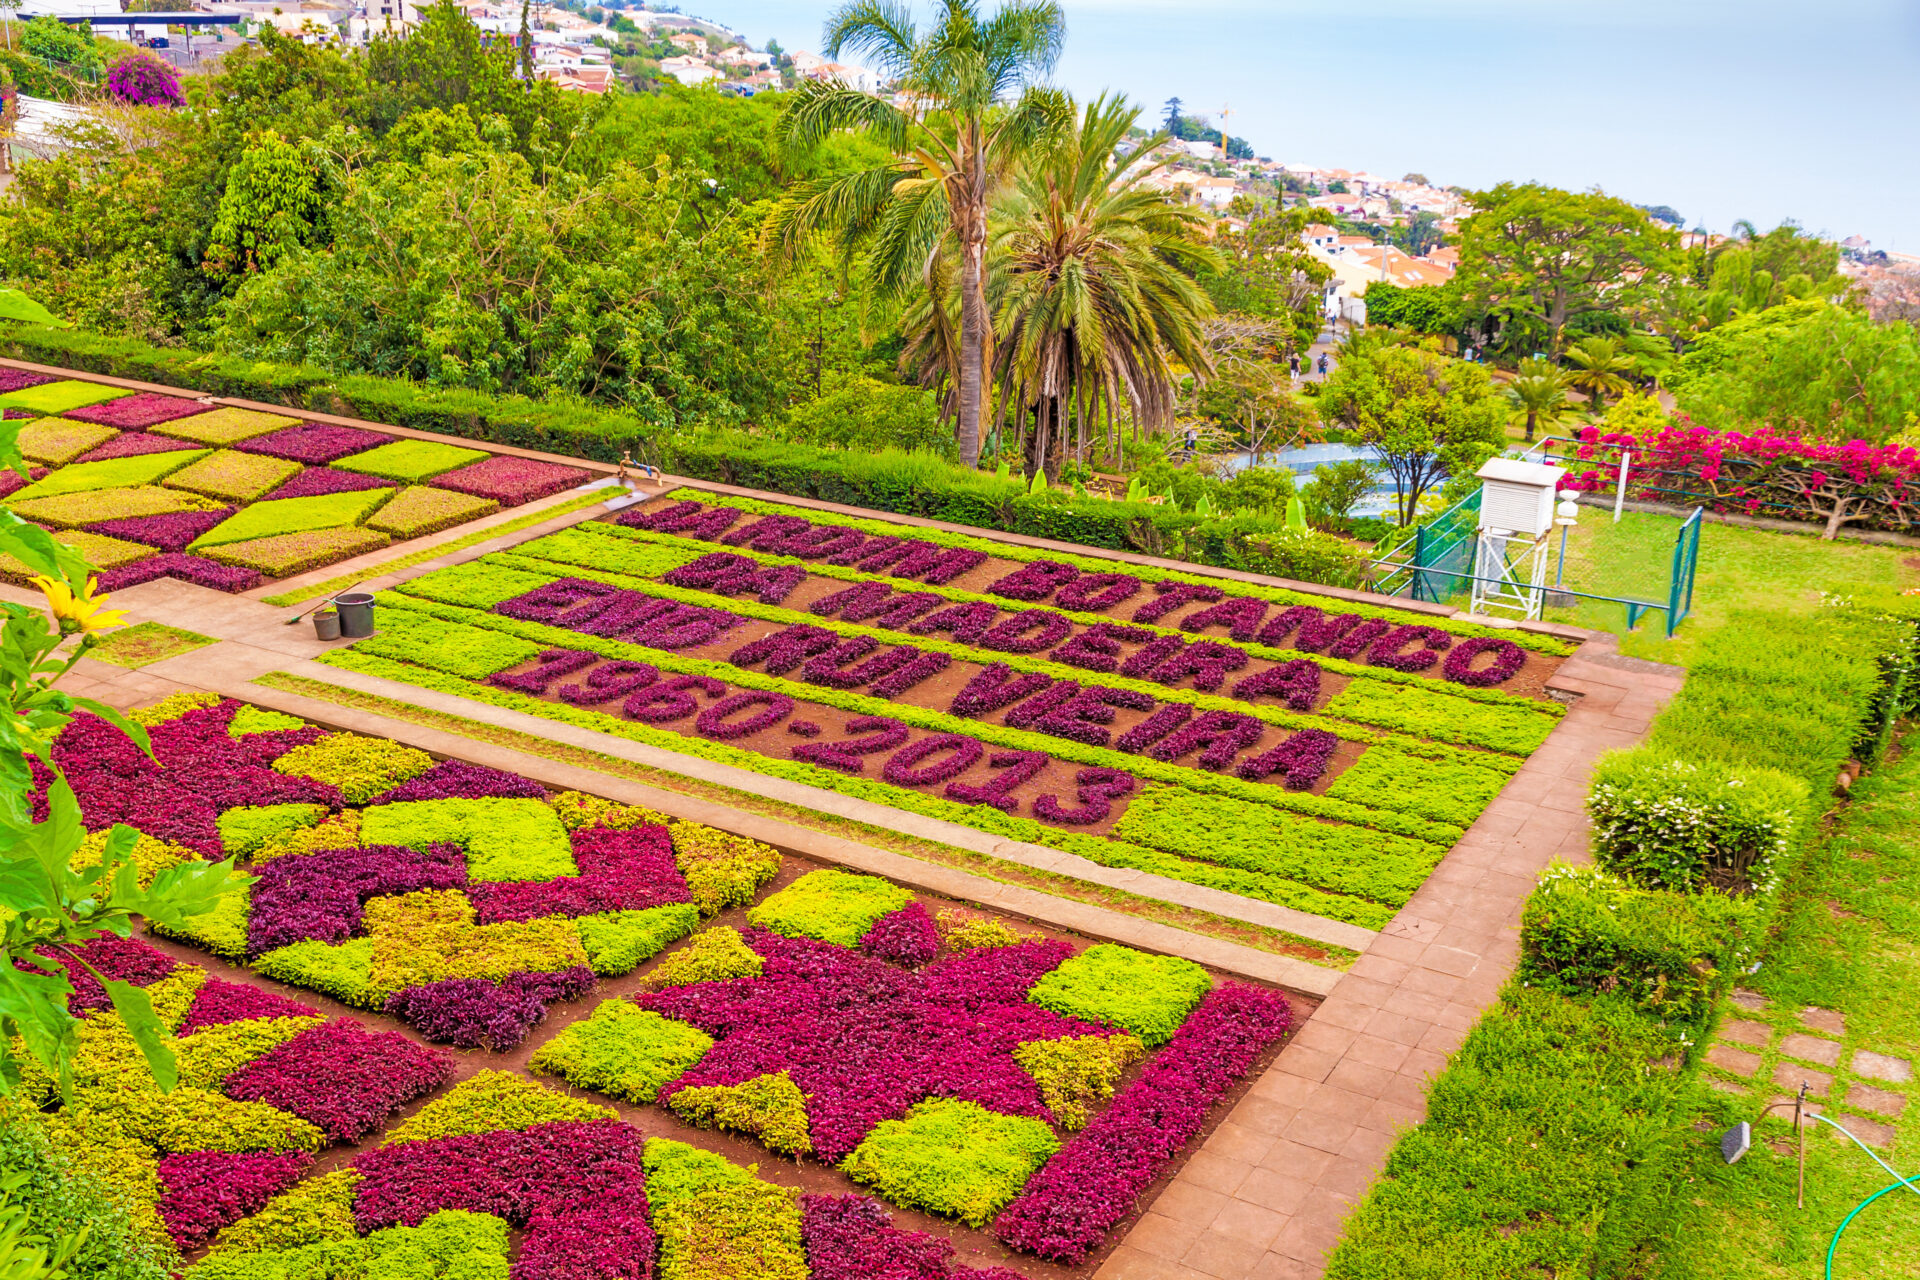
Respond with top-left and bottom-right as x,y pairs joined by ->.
1316,345 -> 1506,525
1203,203 -> 1328,352
1162,96 -> 1182,131
987,92 -> 1219,476
1454,182 -> 1680,351
769,0 -> 1070,469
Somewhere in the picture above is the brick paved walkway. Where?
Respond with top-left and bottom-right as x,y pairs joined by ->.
1092,642 -> 1684,1280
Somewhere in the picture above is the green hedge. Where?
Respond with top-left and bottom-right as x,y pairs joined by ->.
1324,990 -> 1693,1280
1587,752 -> 1805,895
1518,865 -> 1760,1038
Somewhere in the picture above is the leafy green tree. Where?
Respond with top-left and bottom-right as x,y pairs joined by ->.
1562,335 -> 1633,409
1299,459 -> 1379,532
1316,345 -> 1506,524
1361,281 -> 1460,337
1504,356 -> 1572,442
20,17 -> 101,78
204,130 -> 327,277
1400,210 -> 1442,257
782,375 -> 954,457
1455,182 -> 1680,350
1668,300 -> 1920,442
1204,204 -> 1328,351
770,0 -> 1071,469
987,94 -> 1218,476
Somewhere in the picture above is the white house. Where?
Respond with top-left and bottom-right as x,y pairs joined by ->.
659,54 -> 719,86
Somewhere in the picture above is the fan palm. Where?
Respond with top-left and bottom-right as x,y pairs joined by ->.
768,0 -> 1070,469
986,92 -> 1220,476
1504,357 -> 1571,443
1562,335 -> 1634,409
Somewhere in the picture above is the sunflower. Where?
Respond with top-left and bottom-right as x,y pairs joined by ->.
29,575 -> 129,635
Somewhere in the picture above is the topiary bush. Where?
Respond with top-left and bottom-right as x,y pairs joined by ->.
1587,750 -> 1806,895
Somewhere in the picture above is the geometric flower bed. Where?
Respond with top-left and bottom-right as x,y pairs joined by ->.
318,491 -> 1577,931
39,695 -> 1299,1273
0,378 -> 591,591
6,934 -> 450,1258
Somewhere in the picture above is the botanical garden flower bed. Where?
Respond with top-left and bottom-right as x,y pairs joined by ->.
0,379 -> 593,590
31,694 -> 1303,1276
315,490 -> 1575,931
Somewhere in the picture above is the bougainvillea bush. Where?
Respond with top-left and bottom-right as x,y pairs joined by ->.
320,489 -> 1574,932
0,378 -> 591,589
106,53 -> 186,108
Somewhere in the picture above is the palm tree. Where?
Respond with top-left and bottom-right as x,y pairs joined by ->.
1504,357 -> 1571,443
985,92 -> 1219,476
1562,335 -> 1633,410
769,0 -> 1070,469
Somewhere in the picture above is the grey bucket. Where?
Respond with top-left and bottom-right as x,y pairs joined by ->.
312,609 -> 341,641
334,592 -> 376,638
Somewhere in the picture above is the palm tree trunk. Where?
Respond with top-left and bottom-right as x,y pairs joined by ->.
957,233 -> 988,469
1525,408 -> 1536,443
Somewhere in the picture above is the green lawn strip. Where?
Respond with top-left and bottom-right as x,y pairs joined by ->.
675,489 -> 1581,655
188,489 -> 394,551
1526,512 -> 1917,667
332,439 -> 488,482
564,518 -> 1571,713
85,621 -> 216,669
308,644 -> 1399,930
365,589 -> 1473,842
474,545 -> 1533,768
1323,677 -> 1559,754
259,489 -> 614,607
1651,740 -> 1920,1280
248,669 -> 1359,967
0,379 -> 129,414
10,448 -> 210,500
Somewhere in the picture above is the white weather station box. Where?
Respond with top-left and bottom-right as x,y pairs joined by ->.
1475,457 -> 1566,537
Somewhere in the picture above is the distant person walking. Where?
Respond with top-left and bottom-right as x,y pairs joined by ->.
1183,426 -> 1197,459
1317,353 -> 1329,376
1288,352 -> 1300,378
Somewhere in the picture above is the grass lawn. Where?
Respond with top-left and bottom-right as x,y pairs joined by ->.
87,621 -> 216,668
1430,511 -> 1918,666
1652,739 -> 1920,1280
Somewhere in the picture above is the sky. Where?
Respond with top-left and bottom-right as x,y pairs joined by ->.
671,0 -> 1920,250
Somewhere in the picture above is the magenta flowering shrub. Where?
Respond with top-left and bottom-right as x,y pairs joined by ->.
1443,636 -> 1528,686
467,825 -> 691,923
88,507 -> 238,552
801,1194 -> 1026,1280
246,843 -> 467,955
859,900 -> 941,967
156,1150 -> 312,1250
262,466 -> 394,500
642,929 -> 1101,1162
352,1118 -> 656,1278
224,1018 -> 454,1141
76,430 -> 209,463
235,423 -> 390,464
993,982 -> 1293,1262
65,390 -> 203,428
178,977 -> 322,1035
372,758 -> 550,805
386,966 -> 596,1050
106,52 -> 185,107
1567,417 -> 1920,534
96,553 -> 264,593
432,455 -> 591,506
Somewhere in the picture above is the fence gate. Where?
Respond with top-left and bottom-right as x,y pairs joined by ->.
1371,499 -> 1704,638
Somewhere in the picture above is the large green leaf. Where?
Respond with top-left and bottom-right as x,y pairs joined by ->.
101,978 -> 177,1093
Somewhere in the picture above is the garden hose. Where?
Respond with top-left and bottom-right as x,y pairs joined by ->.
1808,1111 -> 1920,1279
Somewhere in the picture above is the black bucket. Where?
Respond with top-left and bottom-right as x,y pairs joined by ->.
334,592 -> 376,638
